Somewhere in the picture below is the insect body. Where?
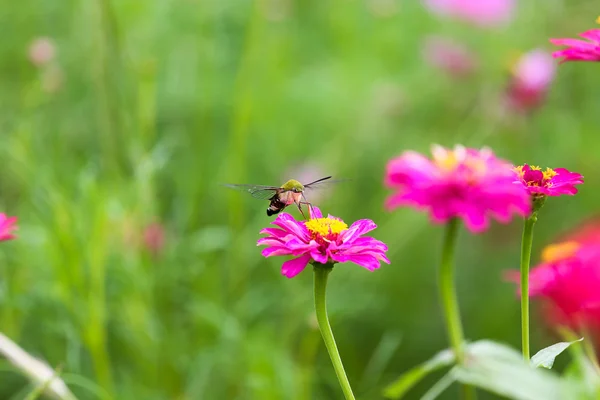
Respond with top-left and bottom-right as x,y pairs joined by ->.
224,176 -> 334,218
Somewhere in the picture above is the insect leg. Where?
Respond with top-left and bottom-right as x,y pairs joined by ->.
298,193 -> 314,219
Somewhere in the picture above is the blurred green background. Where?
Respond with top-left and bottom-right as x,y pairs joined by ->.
1,0 -> 599,399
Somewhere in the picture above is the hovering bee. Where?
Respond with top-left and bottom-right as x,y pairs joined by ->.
224,176 -> 335,218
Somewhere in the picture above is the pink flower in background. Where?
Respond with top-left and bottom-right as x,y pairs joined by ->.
0,214 -> 17,241
506,50 -> 556,111
423,0 -> 515,27
514,164 -> 584,197
28,37 -> 56,67
385,145 -> 531,233
144,222 -> 165,256
550,29 -> 600,63
509,241 -> 600,342
258,206 -> 389,278
422,36 -> 478,77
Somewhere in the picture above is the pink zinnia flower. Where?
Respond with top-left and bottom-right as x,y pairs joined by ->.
422,36 -> 478,78
509,241 -> 600,345
550,28 -> 600,63
385,145 -> 531,233
0,214 -> 17,241
258,207 -> 389,278
514,164 -> 584,197
423,0 -> 515,27
506,50 -> 556,111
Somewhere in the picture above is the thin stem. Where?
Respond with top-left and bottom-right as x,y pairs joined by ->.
439,218 -> 465,363
439,219 -> 476,400
520,216 -> 537,361
313,264 -> 356,400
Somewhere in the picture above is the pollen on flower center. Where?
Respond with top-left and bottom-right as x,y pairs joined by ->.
305,217 -> 348,238
541,241 -> 580,263
542,168 -> 557,180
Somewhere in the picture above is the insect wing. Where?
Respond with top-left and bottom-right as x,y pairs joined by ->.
223,184 -> 280,200
303,177 -> 348,192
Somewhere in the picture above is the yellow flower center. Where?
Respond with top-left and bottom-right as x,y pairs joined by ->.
542,167 -> 557,180
432,144 -> 462,171
541,241 -> 580,263
305,217 -> 348,237
596,15 -> 600,25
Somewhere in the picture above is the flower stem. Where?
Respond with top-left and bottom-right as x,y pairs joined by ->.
520,215 -> 537,361
439,219 -> 476,399
440,218 -> 465,363
313,264 -> 356,400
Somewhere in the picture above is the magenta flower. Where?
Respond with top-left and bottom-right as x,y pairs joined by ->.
385,145 -> 531,233
258,207 -> 389,278
423,0 -> 515,27
514,164 -> 584,197
422,36 -> 478,78
506,50 -> 555,111
508,241 -> 600,347
550,29 -> 600,63
0,214 -> 17,241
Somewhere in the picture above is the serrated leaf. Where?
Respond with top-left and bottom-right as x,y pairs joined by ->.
531,338 -> 583,369
383,348 -> 455,399
453,340 -> 582,400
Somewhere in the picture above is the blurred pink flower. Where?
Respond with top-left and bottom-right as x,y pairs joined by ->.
509,241 -> 600,343
514,164 -> 583,197
144,222 -> 165,256
385,145 -> 531,233
422,36 -> 478,77
258,206 -> 389,278
28,37 -> 56,67
0,214 -> 17,241
506,50 -> 555,111
550,29 -> 600,63
423,0 -> 515,27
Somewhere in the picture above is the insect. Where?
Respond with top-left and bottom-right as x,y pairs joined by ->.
224,176 -> 335,218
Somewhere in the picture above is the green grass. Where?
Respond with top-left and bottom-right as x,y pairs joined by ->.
0,0 -> 599,398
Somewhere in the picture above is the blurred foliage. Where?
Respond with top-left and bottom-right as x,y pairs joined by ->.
0,0 -> 599,399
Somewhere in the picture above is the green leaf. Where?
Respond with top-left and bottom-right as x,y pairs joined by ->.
453,340 -> 581,400
421,371 -> 455,400
383,348 -> 455,399
531,338 -> 583,369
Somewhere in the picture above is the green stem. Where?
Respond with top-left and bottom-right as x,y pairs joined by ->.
313,264 -> 356,400
439,218 -> 465,363
439,219 -> 475,400
520,215 -> 537,361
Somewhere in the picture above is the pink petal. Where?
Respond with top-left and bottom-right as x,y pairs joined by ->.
340,219 -> 377,244
272,214 -> 310,240
262,247 -> 293,257
579,29 -> 600,43
281,253 -> 312,278
310,250 -> 328,264
331,253 -> 382,271
463,206 -> 489,233
310,206 -> 323,219
259,227 -> 290,239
